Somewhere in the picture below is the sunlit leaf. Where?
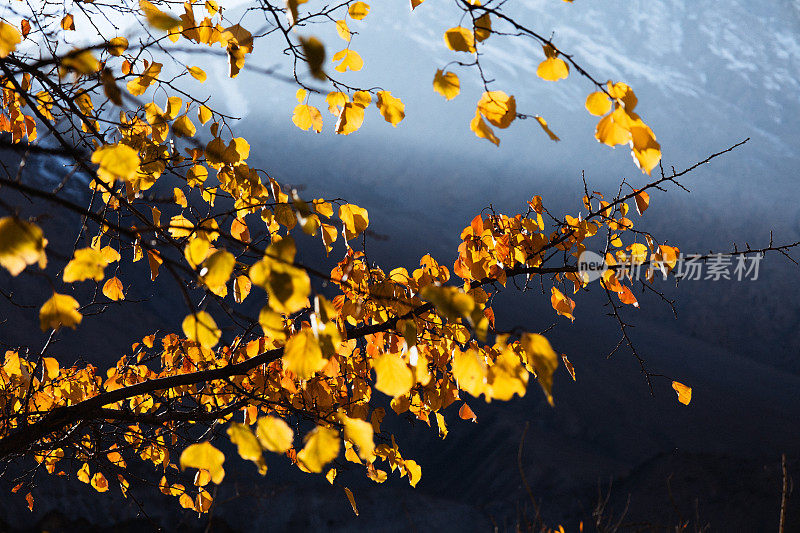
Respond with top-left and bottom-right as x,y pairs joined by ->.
444,27 -> 475,53
102,277 -> 125,301
0,217 -> 45,276
283,328 -> 325,380
373,353 -> 414,398
672,381 -> 692,405
180,442 -> 225,484
297,426 -> 340,473
256,416 -> 294,453
348,1 -> 370,20
39,293 -> 82,331
182,311 -> 221,348
227,423 -> 266,474
433,69 -> 460,100
0,21 -> 22,58
63,247 -> 106,283
520,333 -> 558,406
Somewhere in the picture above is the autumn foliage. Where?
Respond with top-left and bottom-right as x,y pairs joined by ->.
0,0 -> 744,521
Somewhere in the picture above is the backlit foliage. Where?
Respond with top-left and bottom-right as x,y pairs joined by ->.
9,0 -> 787,522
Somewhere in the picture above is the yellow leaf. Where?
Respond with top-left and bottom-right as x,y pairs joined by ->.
233,275 -> 251,303
107,37 -> 128,56
299,36 -> 326,80
487,348 -> 528,401
433,69 -> 460,100
0,21 -> 22,58
92,143 -> 140,185
335,102 -> 365,135
672,381 -> 692,405
249,237 -> 310,314
325,91 -> 349,115
256,416 -> 294,453
444,27 -> 475,53
335,20 -> 351,42
421,285 -> 474,322
376,90 -> 407,125
173,115 -> 197,137
283,328 -> 325,380
227,423 -> 266,473
184,237 -> 210,268
585,91 -> 611,116
326,468 -> 337,484
292,104 -> 323,133
258,306 -> 287,340
520,333 -> 558,406
470,110 -> 499,145
205,0 -> 219,16
91,472 -> 109,492
534,116 -> 560,141
200,250 -> 235,293
344,487 -> 358,516
39,293 -> 82,331
332,49 -> 363,72
61,14 -> 75,31
182,311 -> 221,348
353,90 -> 372,107
198,105 -> 212,125
630,123 -> 661,175
473,13 -> 491,42
634,189 -> 650,215
477,91 -> 516,129
550,286 -> 575,321
77,463 -> 90,483
140,0 -> 181,31
187,66 -> 207,82
405,459 -> 421,487
179,442 -> 225,484
435,412 -> 448,439
0,217 -> 45,276
373,353 -> 414,398
411,0 -> 425,9
337,204 -> 369,240
348,1 -> 370,20
537,45 -> 569,81
595,111 -> 630,147
63,247 -> 106,283
297,426 -> 340,473
452,348 -> 487,398
102,277 -> 125,301
339,414 -> 375,460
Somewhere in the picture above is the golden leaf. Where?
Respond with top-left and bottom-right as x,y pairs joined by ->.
297,426 -> 340,473
63,247 -> 106,283
227,423 -> 266,474
470,110 -> 499,146
39,293 -> 82,331
433,69 -> 460,100
520,333 -> 558,406
283,328 -> 325,380
477,91 -> 516,129
672,381 -> 692,405
179,442 -> 225,484
444,27 -> 475,53
373,353 -> 414,398
339,414 -> 375,461
102,277 -> 125,301
348,1 -> 370,20
182,311 -> 221,348
337,204 -> 369,240
0,217 -> 46,276
332,49 -> 363,72
292,104 -> 323,133
0,21 -> 22,58
256,416 -> 294,453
